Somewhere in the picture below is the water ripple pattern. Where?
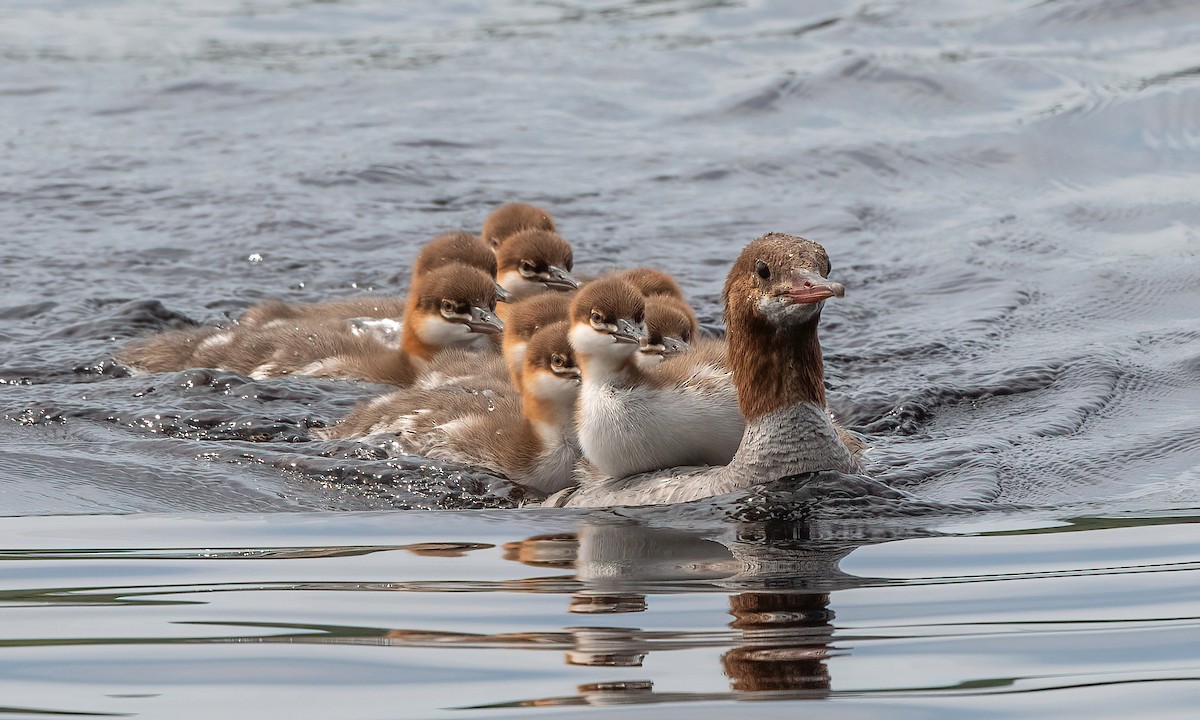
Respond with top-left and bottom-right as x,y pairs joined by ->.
2,2 -> 1199,516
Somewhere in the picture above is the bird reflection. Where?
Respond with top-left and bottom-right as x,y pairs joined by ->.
487,519 -> 855,706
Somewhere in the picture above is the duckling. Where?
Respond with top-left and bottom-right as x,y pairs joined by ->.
637,294 -> 699,369
617,267 -> 686,300
119,263 -> 502,384
237,231 -> 508,332
502,292 -> 575,390
481,202 -> 557,250
547,233 -> 859,507
569,277 -> 744,480
324,321 -> 581,493
495,228 -> 578,304
413,230 -> 513,304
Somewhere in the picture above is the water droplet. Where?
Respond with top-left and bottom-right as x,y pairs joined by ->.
248,253 -> 263,262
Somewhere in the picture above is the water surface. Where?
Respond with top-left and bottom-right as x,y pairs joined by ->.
1,0 -> 1199,716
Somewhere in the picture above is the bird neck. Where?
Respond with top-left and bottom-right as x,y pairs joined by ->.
727,312 -> 826,420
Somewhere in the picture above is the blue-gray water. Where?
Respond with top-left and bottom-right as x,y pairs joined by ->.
1,0 -> 1199,717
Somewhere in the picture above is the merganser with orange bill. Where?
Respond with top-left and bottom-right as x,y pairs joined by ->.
568,277 -> 744,480
118,263 -> 502,384
546,232 -> 857,508
323,321 -> 581,493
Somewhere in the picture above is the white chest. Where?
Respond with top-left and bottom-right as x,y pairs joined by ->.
576,380 -> 743,479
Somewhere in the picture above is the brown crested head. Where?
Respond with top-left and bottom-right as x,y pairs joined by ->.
569,276 -> 645,330
413,231 -> 497,278
407,262 -> 503,335
506,292 -> 574,342
619,267 -> 685,300
644,294 -> 698,345
722,232 -> 839,326
522,320 -> 579,380
722,233 -> 844,418
496,229 -> 578,295
481,203 -> 557,249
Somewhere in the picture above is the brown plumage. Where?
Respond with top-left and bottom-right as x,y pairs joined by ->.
237,230 -> 496,331
545,232 -> 859,508
569,277 -> 743,478
412,230 -> 498,278
481,202 -> 557,249
238,297 -> 407,331
502,292 -> 574,389
632,296 -> 700,370
119,264 -> 501,385
323,321 -> 580,493
618,267 -> 685,300
569,276 -> 645,333
115,326 -> 231,373
496,228 -> 578,303
722,232 -> 835,419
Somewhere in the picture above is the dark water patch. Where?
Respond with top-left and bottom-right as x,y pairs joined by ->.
46,300 -> 199,340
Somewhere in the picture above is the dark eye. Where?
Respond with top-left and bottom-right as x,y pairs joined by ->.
755,260 -> 771,280
590,310 -> 604,324
566,258 -> 574,271
632,311 -> 644,324
520,261 -> 536,274
682,331 -> 691,342
441,299 -> 455,313
551,354 -> 564,367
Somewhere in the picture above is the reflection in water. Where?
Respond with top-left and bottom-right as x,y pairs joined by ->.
479,519 -> 859,707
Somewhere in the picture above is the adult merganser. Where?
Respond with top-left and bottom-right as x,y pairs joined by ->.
568,276 -> 743,480
501,292 -> 574,390
118,263 -> 503,384
546,232 -> 857,507
481,202 -> 556,250
495,228 -> 579,304
323,320 -> 581,493
236,230 -> 507,332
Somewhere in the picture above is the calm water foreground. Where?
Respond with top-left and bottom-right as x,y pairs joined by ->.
3,511 -> 1199,719
2,0 -> 1200,717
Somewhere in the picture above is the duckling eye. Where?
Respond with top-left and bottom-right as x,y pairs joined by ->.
566,258 -> 574,271
551,354 -> 564,367
682,331 -> 692,342
440,299 -> 456,314
755,260 -> 771,281
590,310 -> 604,325
633,310 -> 644,324
519,261 -> 536,276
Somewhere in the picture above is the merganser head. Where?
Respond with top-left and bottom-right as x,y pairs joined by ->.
496,229 -> 579,301
568,277 -> 647,367
412,231 -> 511,302
481,202 -> 557,250
619,267 -> 686,301
723,232 -> 843,417
405,263 -> 504,355
522,320 -> 581,405
636,294 -> 697,368
502,292 -> 574,390
413,231 -> 513,304
723,232 -> 843,329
